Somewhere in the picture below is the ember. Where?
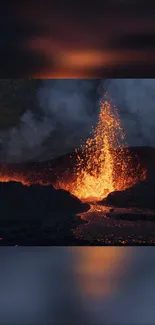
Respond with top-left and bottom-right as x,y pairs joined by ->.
0,99 -> 146,203
57,99 -> 146,201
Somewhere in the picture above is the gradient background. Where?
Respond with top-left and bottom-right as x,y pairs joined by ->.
0,247 -> 155,325
1,1 -> 155,77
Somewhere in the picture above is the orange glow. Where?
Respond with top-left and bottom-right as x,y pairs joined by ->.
28,37 -> 155,78
0,168 -> 51,187
74,247 -> 130,298
57,99 -> 146,201
0,100 -> 146,201
57,51 -> 107,69
0,173 -> 30,186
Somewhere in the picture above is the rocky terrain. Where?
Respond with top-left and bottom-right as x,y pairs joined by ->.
0,181 -> 89,245
1,146 -> 155,245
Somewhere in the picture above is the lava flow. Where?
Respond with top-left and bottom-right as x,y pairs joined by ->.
0,99 -> 146,203
57,100 -> 146,202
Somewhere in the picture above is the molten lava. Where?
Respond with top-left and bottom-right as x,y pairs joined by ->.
0,173 -> 29,186
0,99 -> 146,202
57,100 -> 146,201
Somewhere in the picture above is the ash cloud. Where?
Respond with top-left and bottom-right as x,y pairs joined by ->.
1,78 -> 154,163
0,80 -> 100,163
104,79 -> 155,147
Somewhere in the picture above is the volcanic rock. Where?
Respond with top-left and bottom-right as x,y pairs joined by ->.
0,181 -> 89,222
101,180 -> 155,210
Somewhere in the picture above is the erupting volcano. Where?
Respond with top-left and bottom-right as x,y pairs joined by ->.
57,99 -> 146,201
0,99 -> 146,204
1,97 -> 155,245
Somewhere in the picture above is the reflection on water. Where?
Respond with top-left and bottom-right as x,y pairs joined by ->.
73,247 -> 155,325
74,247 -> 129,298
0,247 -> 155,324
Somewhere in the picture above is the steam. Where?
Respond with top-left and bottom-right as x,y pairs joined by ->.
37,80 -> 100,161
104,79 -> 155,147
0,80 -> 100,163
1,79 -> 155,163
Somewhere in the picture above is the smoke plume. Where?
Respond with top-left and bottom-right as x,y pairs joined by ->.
104,79 -> 155,147
0,80 -> 100,163
1,79 -> 155,163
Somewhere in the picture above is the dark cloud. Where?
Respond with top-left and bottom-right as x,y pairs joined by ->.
0,79 -> 101,163
0,79 -> 155,163
1,1 -> 155,77
105,79 -> 155,147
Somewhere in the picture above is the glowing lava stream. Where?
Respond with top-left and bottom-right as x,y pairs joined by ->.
57,99 -> 146,202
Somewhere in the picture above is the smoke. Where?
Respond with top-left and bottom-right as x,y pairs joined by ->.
104,79 -> 155,147
0,111 -> 54,162
0,80 -> 100,163
36,80 -> 100,160
1,79 -> 154,163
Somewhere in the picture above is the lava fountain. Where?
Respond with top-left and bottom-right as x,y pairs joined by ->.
0,99 -> 146,202
57,99 -> 146,201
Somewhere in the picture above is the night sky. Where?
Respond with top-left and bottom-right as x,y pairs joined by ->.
0,79 -> 155,163
1,1 -> 155,77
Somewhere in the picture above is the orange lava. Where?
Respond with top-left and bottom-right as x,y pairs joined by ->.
0,166 -> 51,187
0,173 -> 30,186
0,99 -> 146,201
57,99 -> 146,201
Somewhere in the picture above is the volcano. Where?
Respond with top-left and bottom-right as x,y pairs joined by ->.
0,100 -> 155,245
0,145 -> 155,246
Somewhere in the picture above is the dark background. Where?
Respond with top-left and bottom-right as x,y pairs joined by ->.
1,1 -> 155,77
